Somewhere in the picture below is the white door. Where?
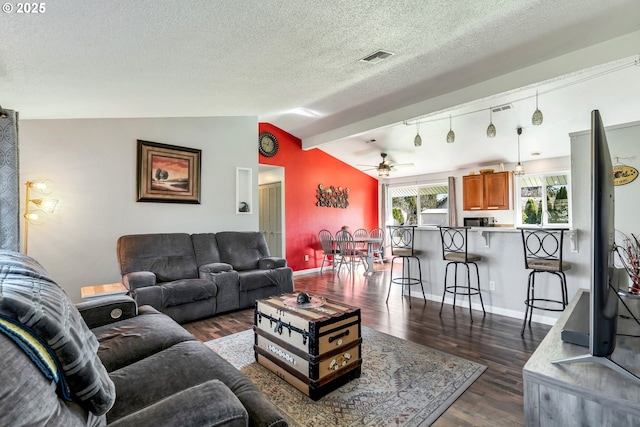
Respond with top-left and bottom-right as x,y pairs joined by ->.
259,182 -> 283,257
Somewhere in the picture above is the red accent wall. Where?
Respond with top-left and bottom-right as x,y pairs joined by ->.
259,122 -> 379,271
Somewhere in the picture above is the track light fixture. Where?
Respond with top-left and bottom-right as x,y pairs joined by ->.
414,121 -> 422,147
404,57 -> 638,148
514,127 -> 525,176
486,108 -> 496,138
531,91 -> 543,126
446,116 -> 455,143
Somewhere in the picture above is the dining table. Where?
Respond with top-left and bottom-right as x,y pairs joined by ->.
352,236 -> 382,276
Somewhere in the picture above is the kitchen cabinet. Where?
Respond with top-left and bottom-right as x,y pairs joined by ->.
463,171 -> 510,210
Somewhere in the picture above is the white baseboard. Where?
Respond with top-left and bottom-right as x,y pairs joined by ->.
424,292 -> 558,326
293,267 -> 323,276
290,271 -> 559,326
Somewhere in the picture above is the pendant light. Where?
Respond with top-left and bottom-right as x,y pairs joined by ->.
531,90 -> 543,126
486,108 -> 496,138
514,127 -> 525,176
446,116 -> 455,143
414,121 -> 422,147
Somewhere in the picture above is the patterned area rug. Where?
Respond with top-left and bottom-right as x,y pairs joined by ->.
206,326 -> 486,426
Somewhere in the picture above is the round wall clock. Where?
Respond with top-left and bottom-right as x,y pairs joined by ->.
258,132 -> 279,157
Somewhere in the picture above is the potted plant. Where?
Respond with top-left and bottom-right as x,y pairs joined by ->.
614,231 -> 640,295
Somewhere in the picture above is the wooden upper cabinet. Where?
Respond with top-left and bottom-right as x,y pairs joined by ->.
462,171 -> 510,211
462,174 -> 484,210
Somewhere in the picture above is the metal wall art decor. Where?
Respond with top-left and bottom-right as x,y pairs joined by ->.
316,184 -> 349,208
137,140 -> 201,203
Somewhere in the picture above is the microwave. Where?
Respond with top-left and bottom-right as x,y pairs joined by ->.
463,217 -> 495,227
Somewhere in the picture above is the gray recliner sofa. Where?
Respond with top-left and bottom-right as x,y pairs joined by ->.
0,251 -> 287,427
117,231 -> 294,324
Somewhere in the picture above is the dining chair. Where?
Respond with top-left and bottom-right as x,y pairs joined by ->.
318,229 -> 340,273
334,230 -> 367,274
369,227 -> 385,264
353,228 -> 369,252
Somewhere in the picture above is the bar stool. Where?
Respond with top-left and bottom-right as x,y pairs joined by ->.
519,228 -> 571,336
438,226 -> 485,322
386,225 -> 425,308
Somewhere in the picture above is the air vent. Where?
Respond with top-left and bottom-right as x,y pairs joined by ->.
492,104 -> 514,113
360,50 -> 394,64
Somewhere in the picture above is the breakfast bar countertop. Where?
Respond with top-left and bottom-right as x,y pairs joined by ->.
415,225 -> 578,251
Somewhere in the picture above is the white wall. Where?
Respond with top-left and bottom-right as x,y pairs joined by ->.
20,116 -> 259,302
571,118 -> 640,296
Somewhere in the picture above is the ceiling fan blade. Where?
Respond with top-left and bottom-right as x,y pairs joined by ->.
357,164 -> 378,168
393,163 -> 414,168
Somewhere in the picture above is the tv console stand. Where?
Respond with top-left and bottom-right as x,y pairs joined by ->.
552,290 -> 640,384
523,289 -> 640,426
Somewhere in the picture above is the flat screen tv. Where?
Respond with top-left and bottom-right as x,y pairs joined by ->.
590,109 -> 618,358
553,110 -> 640,383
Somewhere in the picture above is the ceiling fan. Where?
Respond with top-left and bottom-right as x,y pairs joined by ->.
359,153 -> 414,177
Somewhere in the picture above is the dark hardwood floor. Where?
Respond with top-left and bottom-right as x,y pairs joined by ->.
183,265 -> 551,427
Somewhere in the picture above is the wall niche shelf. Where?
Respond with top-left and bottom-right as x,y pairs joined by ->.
236,167 -> 252,215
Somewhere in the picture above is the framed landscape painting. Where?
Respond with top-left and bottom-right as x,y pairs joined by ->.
137,140 -> 201,204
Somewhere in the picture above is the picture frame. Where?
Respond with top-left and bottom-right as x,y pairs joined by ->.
137,140 -> 201,204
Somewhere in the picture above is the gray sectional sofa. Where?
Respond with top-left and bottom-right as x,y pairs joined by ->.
0,251 -> 287,427
117,231 -> 294,323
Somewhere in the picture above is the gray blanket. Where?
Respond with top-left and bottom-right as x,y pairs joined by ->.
0,251 -> 115,415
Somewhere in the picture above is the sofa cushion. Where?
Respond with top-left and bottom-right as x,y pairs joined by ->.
108,380 -> 248,427
191,233 -> 222,266
0,251 -> 115,416
107,341 -> 244,423
215,231 -> 271,271
161,278 -> 217,307
117,234 -> 199,281
238,269 -> 287,292
108,340 -> 285,427
91,306 -> 196,372
0,333 -> 106,427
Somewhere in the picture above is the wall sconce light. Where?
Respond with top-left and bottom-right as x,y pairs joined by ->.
486,108 -> 496,138
24,179 -> 58,254
531,90 -> 543,126
514,127 -> 525,176
446,116 -> 455,143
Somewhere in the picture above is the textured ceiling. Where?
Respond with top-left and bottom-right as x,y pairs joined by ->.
2,0 -> 639,177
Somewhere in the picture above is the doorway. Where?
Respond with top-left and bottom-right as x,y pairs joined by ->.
258,165 -> 285,258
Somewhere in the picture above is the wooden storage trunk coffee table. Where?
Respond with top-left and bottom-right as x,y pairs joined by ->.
254,292 -> 362,400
